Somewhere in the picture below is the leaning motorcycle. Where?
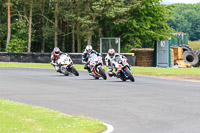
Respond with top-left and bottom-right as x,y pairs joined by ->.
87,53 -> 107,80
112,56 -> 135,82
56,53 -> 79,76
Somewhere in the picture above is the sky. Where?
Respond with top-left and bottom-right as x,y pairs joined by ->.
162,0 -> 200,4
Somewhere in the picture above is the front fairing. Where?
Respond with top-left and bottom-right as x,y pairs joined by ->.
88,54 -> 104,77
57,54 -> 72,66
89,54 -> 103,67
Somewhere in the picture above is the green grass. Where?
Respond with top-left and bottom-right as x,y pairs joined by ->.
132,67 -> 200,76
0,63 -> 85,70
0,63 -> 54,69
189,40 -> 200,50
0,99 -> 106,133
0,63 -> 200,76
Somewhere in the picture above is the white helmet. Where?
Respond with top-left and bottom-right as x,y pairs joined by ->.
108,48 -> 115,58
86,45 -> 92,53
53,47 -> 60,55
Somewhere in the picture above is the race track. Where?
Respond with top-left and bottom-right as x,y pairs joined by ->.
0,67 -> 200,133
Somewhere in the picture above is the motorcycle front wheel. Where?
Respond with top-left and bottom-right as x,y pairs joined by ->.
70,66 -> 79,76
125,69 -> 135,82
98,67 -> 107,80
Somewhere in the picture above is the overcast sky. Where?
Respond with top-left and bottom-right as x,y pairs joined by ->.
162,0 -> 200,4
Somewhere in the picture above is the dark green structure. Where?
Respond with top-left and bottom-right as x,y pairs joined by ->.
170,33 -> 189,46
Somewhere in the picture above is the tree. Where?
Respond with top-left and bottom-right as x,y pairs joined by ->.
54,0 -> 58,47
28,0 -> 33,53
76,0 -> 81,52
168,3 -> 200,41
39,0 -> 46,52
111,0 -> 175,50
0,0 -> 177,53
0,0 -> 7,51
6,0 -> 11,51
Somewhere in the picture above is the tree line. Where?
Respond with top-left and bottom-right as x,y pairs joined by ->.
168,3 -> 200,41
0,0 -> 174,53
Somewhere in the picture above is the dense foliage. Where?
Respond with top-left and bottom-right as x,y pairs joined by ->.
168,3 -> 200,41
0,0 -> 174,53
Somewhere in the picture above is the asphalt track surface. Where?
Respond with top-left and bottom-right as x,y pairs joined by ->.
1,67 -> 200,133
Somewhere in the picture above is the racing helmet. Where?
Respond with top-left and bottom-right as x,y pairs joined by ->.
54,47 -> 60,55
108,48 -> 115,58
86,45 -> 92,53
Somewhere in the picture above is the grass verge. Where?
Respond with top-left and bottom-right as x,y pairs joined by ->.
0,99 -> 106,133
132,67 -> 200,76
189,40 -> 200,50
0,63 -> 85,70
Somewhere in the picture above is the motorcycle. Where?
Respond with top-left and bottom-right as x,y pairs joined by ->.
87,53 -> 107,80
112,56 -> 135,82
56,53 -> 79,76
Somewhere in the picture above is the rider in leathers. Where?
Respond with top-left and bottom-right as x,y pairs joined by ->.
82,45 -> 100,74
105,48 -> 127,77
51,47 -> 62,72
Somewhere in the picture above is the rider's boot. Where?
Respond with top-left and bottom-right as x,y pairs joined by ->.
108,68 -> 113,77
108,72 -> 113,77
87,68 -> 92,75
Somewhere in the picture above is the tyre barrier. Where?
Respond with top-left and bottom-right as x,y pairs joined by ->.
181,44 -> 193,52
171,44 -> 193,52
183,51 -> 199,66
0,52 -> 136,66
196,50 -> 200,66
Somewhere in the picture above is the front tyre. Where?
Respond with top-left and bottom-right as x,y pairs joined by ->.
71,66 -> 79,76
98,67 -> 107,80
125,69 -> 135,82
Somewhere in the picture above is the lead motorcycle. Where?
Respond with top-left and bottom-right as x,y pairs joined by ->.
56,53 -> 79,76
87,53 -> 107,80
112,56 -> 135,82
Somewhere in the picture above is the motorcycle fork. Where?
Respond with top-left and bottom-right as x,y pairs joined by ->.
66,64 -> 73,71
122,67 -> 128,77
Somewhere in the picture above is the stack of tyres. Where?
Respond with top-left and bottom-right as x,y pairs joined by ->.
183,50 -> 200,66
170,32 -> 200,66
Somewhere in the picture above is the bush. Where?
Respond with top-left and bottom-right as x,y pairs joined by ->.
7,38 -> 28,53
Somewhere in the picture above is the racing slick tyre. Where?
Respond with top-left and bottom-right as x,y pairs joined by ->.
71,66 -> 79,76
98,67 -> 107,80
125,69 -> 135,82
